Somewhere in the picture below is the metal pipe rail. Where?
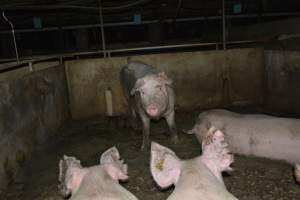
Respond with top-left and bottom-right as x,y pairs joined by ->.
0,39 -> 266,73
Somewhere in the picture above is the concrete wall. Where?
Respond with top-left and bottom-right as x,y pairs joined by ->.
265,50 -> 300,114
0,63 -> 69,190
66,48 -> 265,119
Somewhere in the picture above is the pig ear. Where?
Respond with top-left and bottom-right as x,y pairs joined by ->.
158,72 -> 173,86
100,146 -> 120,164
59,155 -> 82,183
150,142 -> 181,189
201,127 -> 234,173
67,167 -> 85,192
104,163 -> 129,181
130,79 -> 145,95
58,155 -> 83,197
100,147 -> 128,180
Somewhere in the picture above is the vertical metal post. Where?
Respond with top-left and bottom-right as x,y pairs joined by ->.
98,0 -> 107,58
222,0 -> 226,50
2,11 -> 19,62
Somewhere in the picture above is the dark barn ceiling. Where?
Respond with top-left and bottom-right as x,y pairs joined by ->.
0,0 -> 300,59
1,0 -> 300,30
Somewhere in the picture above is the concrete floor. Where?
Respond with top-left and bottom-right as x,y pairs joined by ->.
1,111 -> 300,200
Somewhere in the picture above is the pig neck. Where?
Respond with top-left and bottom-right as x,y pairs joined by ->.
169,158 -> 236,200
199,154 -> 224,185
71,166 -> 137,200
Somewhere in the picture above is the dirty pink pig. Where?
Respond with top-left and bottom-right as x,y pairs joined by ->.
58,147 -> 138,200
120,61 -> 178,150
150,126 -> 237,200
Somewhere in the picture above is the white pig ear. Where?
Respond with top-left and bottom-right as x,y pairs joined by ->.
59,155 -> 82,183
201,127 -> 234,173
104,163 -> 129,181
130,79 -> 145,95
158,72 -> 173,86
100,147 -> 128,180
150,142 -> 181,189
100,146 -> 120,164
65,166 -> 85,195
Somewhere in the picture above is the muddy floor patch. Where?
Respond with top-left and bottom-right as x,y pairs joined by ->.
1,112 -> 299,200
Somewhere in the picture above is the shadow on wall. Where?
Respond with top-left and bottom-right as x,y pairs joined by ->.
65,48 -> 265,119
0,64 -> 69,190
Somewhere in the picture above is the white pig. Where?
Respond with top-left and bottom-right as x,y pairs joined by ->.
58,147 -> 138,200
187,109 -> 300,164
150,126 -> 238,200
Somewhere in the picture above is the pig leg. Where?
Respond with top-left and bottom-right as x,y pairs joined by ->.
130,106 -> 138,130
140,113 -> 150,150
165,111 -> 179,143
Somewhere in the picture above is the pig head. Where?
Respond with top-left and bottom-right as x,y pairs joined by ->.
130,72 -> 173,118
58,155 -> 83,198
58,146 -> 131,199
150,127 -> 237,200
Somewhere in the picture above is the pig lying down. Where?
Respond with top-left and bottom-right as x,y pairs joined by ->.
150,127 -> 237,200
120,61 -> 178,150
58,147 -> 138,200
187,109 -> 300,164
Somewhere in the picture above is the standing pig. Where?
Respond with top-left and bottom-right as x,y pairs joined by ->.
186,109 -> 300,164
120,61 -> 178,150
150,126 -> 237,200
58,147 -> 138,200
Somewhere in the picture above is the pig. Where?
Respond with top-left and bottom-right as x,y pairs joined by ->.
186,109 -> 300,164
58,146 -> 138,200
295,164 -> 300,183
150,126 -> 238,200
120,61 -> 178,150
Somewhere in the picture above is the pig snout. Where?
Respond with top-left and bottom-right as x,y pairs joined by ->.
146,104 -> 159,117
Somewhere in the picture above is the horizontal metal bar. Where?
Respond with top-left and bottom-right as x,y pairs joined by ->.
0,12 -> 299,34
107,42 -> 218,53
0,1 -> 153,11
0,39 -> 265,69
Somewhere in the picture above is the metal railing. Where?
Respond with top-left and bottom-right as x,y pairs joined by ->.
0,39 -> 266,73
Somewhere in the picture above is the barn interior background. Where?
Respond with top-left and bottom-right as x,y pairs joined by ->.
0,0 -> 300,198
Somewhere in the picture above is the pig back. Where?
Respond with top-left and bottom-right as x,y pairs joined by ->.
120,61 -> 158,97
168,158 -> 237,200
71,166 -> 138,200
196,109 -> 300,164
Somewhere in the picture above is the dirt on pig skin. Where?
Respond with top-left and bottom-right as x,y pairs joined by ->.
1,111 -> 300,200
